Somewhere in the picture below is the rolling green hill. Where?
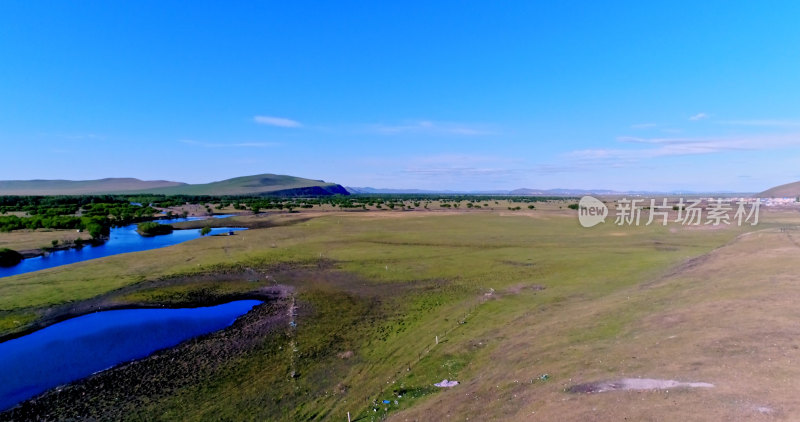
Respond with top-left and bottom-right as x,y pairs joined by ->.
134,174 -> 348,196
758,181 -> 800,198
0,174 -> 349,196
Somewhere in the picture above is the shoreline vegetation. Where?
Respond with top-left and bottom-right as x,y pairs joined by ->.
0,268 -> 291,343
1,281 -> 293,420
18,237 -> 107,259
0,217 -> 243,268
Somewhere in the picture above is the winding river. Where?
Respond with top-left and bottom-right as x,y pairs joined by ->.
0,300 -> 263,411
0,216 -> 245,278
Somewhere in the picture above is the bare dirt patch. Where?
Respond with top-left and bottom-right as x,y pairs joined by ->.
567,378 -> 714,393
498,259 -> 536,267
157,204 -> 231,217
503,283 -> 546,295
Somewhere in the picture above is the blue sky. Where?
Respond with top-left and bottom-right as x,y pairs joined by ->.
1,1 -> 800,192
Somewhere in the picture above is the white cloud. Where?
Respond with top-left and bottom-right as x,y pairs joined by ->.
35,132 -> 106,141
717,119 -> 800,127
412,153 -> 518,165
179,139 -> 280,148
569,134 -> 800,163
689,112 -> 709,121
368,120 -> 493,136
401,167 -> 516,177
617,136 -> 699,144
253,115 -> 302,128
394,153 -> 522,183
62,133 -> 104,140
528,164 -> 591,175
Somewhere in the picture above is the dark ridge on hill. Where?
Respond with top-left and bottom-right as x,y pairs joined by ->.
269,185 -> 349,196
133,174 -> 348,196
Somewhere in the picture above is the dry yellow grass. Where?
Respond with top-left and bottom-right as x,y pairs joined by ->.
0,230 -> 92,251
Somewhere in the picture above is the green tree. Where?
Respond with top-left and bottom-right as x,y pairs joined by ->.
0,248 -> 23,267
200,226 -> 212,236
87,223 -> 105,239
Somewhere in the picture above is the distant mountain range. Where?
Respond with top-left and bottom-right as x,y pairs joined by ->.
346,186 -> 750,196
0,174 -> 349,196
0,178 -> 184,195
345,186 -> 622,195
1,174 -> 779,197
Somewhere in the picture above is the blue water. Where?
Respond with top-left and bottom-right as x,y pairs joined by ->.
0,216 -> 244,278
0,300 -> 262,411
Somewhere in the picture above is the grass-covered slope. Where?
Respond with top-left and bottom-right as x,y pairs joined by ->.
758,180 -> 800,198
134,174 -> 348,196
0,178 -> 185,195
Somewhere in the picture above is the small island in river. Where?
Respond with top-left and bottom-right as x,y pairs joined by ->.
136,222 -> 174,236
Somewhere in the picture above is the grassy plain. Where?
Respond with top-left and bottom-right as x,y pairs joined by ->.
0,229 -> 92,252
1,205 -> 797,420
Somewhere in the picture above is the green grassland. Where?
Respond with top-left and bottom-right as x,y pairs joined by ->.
0,209 -> 771,420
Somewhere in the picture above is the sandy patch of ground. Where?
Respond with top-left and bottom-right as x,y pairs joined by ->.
158,204 -> 245,217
